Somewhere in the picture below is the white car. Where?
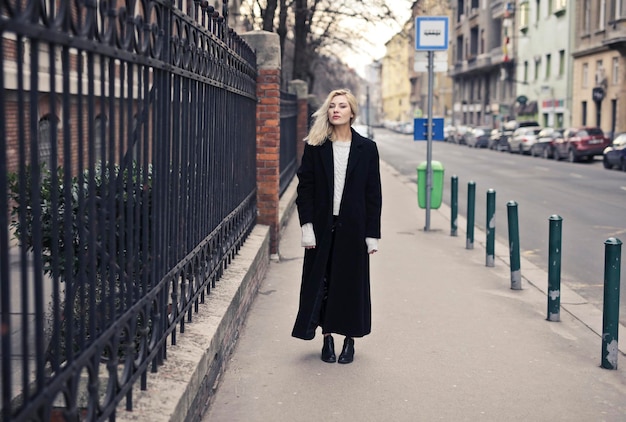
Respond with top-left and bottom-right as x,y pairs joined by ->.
508,126 -> 542,154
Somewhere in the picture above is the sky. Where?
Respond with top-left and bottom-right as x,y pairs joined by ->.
341,1 -> 414,77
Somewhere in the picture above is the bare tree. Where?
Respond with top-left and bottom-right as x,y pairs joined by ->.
237,0 -> 408,90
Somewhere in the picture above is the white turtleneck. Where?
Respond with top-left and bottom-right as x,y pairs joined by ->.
332,141 -> 351,216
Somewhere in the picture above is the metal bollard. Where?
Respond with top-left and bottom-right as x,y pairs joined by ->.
601,237 -> 622,370
451,175 -> 458,237
486,189 -> 496,267
466,181 -> 475,249
547,215 -> 563,322
507,201 -> 521,289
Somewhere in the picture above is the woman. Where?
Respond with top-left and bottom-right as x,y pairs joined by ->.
291,89 -> 382,364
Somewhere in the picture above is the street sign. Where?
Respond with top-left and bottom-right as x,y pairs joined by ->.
413,118 -> 444,141
592,87 -> 605,102
415,16 -> 449,51
414,51 -> 448,72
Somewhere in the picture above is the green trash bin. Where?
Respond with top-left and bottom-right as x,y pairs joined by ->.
417,160 -> 444,209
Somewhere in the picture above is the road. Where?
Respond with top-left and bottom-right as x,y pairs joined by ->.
373,127 -> 626,325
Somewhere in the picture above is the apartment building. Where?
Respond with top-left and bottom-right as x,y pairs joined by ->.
514,0 -> 572,128
448,0 -> 516,127
571,0 -> 626,136
382,25 -> 413,124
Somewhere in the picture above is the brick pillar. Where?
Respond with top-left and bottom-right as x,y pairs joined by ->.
288,79 -> 309,165
241,30 -> 281,256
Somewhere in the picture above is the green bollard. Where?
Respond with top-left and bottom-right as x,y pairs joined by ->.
547,215 -> 563,322
601,237 -> 622,370
507,201 -> 521,289
451,175 -> 458,237
486,189 -> 496,267
466,181 -> 475,249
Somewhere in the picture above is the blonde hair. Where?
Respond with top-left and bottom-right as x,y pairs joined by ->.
305,89 -> 358,146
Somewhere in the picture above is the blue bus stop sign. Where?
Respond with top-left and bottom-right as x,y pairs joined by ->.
414,118 -> 444,141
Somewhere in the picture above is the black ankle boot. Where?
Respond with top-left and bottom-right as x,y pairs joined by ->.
321,335 -> 336,363
338,337 -> 354,364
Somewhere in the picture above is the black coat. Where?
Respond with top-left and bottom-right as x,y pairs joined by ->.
291,129 -> 382,340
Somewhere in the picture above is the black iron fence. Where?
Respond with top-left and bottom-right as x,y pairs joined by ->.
279,91 -> 298,196
0,1 -> 257,420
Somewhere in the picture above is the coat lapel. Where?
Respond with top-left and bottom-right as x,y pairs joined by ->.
346,132 -> 363,179
321,140 -> 334,195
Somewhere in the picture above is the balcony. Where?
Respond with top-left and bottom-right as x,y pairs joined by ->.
602,24 -> 626,54
491,0 -> 504,18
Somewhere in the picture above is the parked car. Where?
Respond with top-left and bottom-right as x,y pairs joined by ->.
531,128 -> 562,158
453,125 -> 471,145
508,126 -> 542,154
552,127 -> 610,162
466,126 -> 491,148
490,128 -> 515,151
444,125 -> 457,142
399,121 -> 414,135
602,132 -> 626,171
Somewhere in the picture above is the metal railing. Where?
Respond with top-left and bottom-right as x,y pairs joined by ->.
0,0 -> 257,420
279,91 -> 298,197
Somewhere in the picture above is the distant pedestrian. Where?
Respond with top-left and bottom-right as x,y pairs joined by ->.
291,88 -> 382,364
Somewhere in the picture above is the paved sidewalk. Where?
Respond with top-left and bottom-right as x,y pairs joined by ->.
204,160 -> 626,422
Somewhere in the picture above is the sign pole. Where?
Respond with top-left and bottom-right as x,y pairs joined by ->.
415,15 -> 448,231
425,50 -> 434,231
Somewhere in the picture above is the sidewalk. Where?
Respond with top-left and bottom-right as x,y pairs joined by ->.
203,160 -> 626,421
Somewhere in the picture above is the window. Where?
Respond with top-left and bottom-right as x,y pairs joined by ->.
545,54 -> 551,79
38,115 -> 55,172
534,60 -> 540,81
583,0 -> 591,33
596,60 -> 605,85
581,101 -> 587,126
94,115 -> 107,162
598,0 -> 606,30
548,0 -> 553,14
582,63 -> 589,88
520,1 -> 529,31
480,29 -> 485,54
524,60 -> 529,83
616,0 -> 626,18
536,0 -> 541,22
553,0 -> 566,13
558,50 -> 565,76
612,57 -> 620,85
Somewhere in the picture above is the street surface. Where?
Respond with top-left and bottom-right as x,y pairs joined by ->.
373,127 -> 626,326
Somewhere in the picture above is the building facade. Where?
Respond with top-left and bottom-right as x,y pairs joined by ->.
448,0 -> 516,128
571,0 -> 626,136
515,0 -> 573,129
381,25 -> 413,124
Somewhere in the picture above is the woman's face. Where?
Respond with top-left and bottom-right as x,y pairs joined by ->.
327,95 -> 352,127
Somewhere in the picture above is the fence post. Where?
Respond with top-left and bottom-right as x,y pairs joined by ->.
451,175 -> 458,237
601,237 -> 622,369
547,215 -> 562,322
507,201 -> 521,289
241,30 -> 282,255
288,79 -> 308,166
466,181 -> 475,249
486,189 -> 496,267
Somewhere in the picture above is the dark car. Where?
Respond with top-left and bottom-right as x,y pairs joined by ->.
531,128 -> 562,158
602,132 -> 626,171
552,127 -> 610,162
466,126 -> 491,148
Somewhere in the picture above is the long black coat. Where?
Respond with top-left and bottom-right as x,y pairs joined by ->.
291,129 -> 382,340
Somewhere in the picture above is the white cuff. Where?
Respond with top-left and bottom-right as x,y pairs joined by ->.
366,237 -> 379,253
301,223 -> 316,247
